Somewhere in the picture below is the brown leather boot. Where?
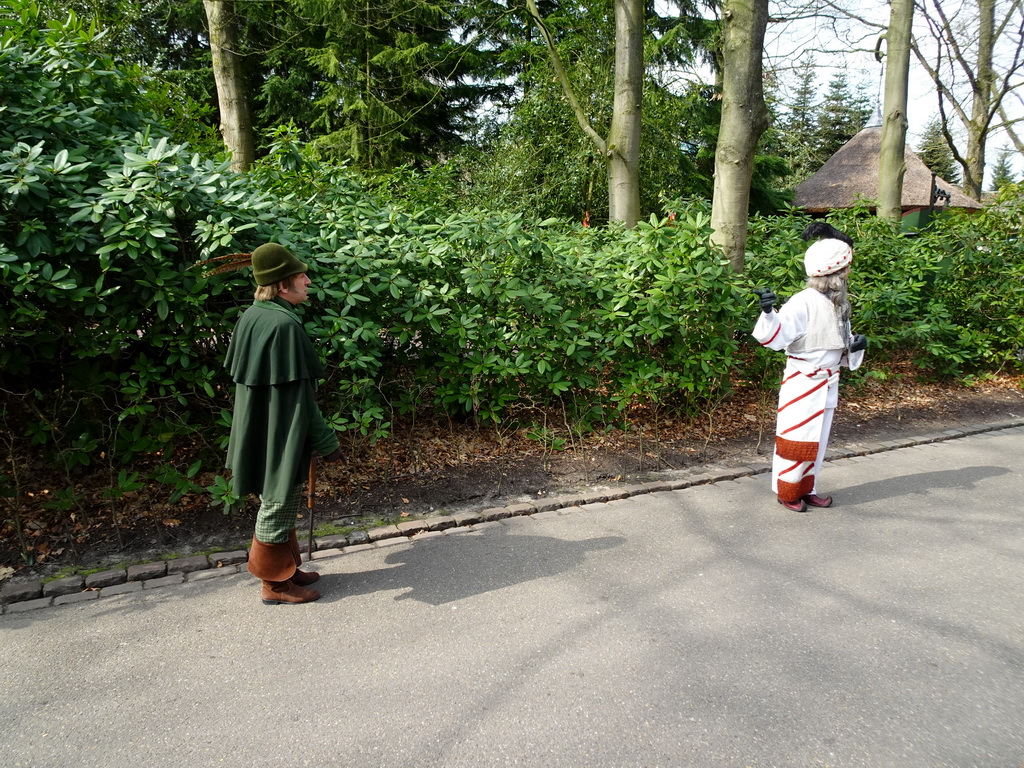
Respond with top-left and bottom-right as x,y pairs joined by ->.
290,569 -> 320,586
261,579 -> 320,605
288,529 -> 320,586
248,536 -> 297,582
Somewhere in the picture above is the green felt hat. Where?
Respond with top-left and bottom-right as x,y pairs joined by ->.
251,243 -> 307,286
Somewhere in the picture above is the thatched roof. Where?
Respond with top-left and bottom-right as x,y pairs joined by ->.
794,125 -> 981,213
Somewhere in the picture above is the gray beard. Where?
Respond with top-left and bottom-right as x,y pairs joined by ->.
806,274 -> 851,324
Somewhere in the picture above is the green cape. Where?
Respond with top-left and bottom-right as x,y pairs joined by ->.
224,299 -> 338,503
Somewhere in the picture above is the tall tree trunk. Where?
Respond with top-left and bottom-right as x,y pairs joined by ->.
877,0 -> 914,222
526,0 -> 643,227
964,0 -> 996,200
607,0 -> 643,227
203,0 -> 255,172
710,0 -> 769,273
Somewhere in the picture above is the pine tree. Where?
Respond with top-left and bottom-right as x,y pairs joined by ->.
291,0 -> 503,169
989,146 -> 1017,191
814,70 -> 872,163
787,56 -> 817,135
33,0 -> 504,169
917,117 -> 960,184
777,54 -> 819,180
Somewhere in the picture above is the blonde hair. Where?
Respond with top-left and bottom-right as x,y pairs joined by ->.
254,284 -> 278,301
253,273 -> 300,302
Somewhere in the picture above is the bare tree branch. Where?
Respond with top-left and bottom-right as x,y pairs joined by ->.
997,103 -> 1024,152
524,0 -> 608,155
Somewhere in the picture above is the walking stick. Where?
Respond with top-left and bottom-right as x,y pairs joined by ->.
306,455 -> 317,561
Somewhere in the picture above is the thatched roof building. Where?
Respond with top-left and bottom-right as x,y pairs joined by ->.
794,125 -> 981,217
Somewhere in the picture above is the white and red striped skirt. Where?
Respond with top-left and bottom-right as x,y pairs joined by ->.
772,359 -> 839,501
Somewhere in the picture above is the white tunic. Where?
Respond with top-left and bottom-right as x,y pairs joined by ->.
753,288 -> 864,400
752,288 -> 864,499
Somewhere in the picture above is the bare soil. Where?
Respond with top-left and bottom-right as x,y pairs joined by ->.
2,370 -> 1022,580
327,374 -> 1024,523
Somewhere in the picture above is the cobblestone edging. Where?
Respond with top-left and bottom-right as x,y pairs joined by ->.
3,417 -> 1023,616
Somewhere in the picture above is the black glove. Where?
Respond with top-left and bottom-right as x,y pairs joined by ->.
753,288 -> 776,314
849,334 -> 867,353
323,447 -> 344,463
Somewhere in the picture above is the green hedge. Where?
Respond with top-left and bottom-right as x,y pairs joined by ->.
0,11 -> 746,510
2,8 -> 1023,527
304,205 -> 744,431
744,196 -> 1024,377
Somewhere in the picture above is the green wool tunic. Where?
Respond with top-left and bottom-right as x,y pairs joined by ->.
224,298 -> 339,506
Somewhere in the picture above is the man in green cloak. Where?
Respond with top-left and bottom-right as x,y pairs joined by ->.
225,243 -> 342,605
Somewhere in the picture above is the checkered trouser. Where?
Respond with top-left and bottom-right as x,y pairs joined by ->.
254,483 -> 305,544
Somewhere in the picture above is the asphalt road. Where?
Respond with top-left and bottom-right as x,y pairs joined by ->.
2,426 -> 1023,768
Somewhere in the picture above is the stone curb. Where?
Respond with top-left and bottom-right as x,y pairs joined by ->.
4,418 -> 1023,616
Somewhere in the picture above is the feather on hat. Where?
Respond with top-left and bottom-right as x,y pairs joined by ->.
193,243 -> 307,285
196,252 -> 252,276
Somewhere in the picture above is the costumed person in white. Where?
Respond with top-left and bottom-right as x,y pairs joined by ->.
752,223 -> 868,512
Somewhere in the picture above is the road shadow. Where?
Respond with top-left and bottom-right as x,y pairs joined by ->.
840,464 -> 1009,505
317,527 -> 625,606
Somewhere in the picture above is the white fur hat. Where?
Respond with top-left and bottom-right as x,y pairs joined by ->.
804,238 -> 853,277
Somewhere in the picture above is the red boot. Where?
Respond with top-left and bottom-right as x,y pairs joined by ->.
802,494 -> 833,508
778,497 -> 808,512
